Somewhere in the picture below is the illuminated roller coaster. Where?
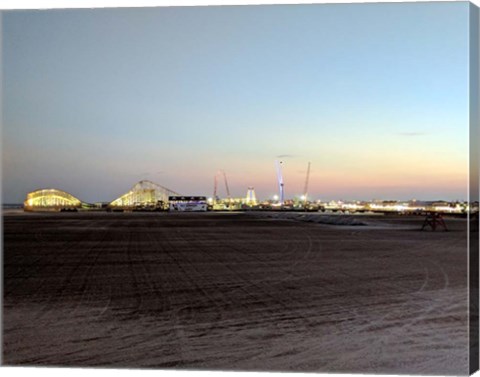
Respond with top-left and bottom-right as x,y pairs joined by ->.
23,180 -> 180,212
24,188 -> 83,211
108,180 -> 179,210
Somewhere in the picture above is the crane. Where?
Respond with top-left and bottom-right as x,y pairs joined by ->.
303,162 -> 311,206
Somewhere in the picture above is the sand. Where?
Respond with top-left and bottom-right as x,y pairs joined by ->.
2,211 -> 469,374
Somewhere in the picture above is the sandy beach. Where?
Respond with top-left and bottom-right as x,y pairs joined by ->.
3,211 -> 469,374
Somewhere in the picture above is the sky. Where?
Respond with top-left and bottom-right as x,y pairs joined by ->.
1,2 -> 471,203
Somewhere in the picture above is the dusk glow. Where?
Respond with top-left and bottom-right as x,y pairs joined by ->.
2,2 -> 470,203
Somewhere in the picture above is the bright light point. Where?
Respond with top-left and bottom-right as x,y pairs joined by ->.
273,195 -> 279,201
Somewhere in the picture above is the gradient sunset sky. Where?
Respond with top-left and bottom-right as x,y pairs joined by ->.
2,2 -> 471,203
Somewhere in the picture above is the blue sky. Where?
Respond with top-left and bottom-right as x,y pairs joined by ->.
2,2 -> 471,202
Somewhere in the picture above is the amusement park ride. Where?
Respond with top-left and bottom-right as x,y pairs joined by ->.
275,160 -> 285,206
22,161 -> 476,217
275,160 -> 311,209
213,170 -> 231,205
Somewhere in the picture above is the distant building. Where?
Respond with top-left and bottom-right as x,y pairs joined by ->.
168,196 -> 208,212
